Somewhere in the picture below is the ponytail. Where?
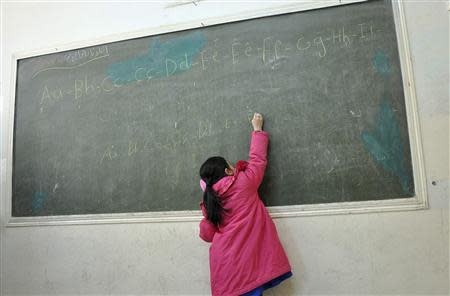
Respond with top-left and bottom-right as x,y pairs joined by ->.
203,184 -> 225,226
199,156 -> 230,227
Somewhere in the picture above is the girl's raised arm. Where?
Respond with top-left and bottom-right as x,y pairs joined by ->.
244,113 -> 269,188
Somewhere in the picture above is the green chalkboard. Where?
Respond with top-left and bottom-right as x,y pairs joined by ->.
13,0 -> 414,216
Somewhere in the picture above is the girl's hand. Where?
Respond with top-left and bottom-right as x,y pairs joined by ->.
252,113 -> 263,131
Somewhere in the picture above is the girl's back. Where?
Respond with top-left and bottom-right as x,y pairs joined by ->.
199,113 -> 292,296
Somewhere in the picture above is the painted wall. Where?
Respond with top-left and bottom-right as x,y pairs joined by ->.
1,1 -> 448,295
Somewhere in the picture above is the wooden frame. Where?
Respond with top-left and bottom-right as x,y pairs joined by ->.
5,0 -> 428,227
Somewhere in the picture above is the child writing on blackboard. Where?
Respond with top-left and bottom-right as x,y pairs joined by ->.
199,113 -> 292,296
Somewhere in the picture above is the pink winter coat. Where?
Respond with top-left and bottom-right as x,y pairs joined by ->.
199,131 -> 292,296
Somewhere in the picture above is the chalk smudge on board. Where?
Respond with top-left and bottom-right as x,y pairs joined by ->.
32,191 -> 48,214
372,50 -> 390,77
361,100 -> 412,194
106,31 -> 206,84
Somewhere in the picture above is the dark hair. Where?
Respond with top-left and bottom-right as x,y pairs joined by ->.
199,156 -> 229,227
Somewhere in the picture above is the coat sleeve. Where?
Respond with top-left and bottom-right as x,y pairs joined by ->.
244,130 -> 269,188
199,202 -> 217,243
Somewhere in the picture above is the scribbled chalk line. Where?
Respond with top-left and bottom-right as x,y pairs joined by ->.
31,54 -> 110,79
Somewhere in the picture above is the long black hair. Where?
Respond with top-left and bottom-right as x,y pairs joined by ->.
199,156 -> 229,227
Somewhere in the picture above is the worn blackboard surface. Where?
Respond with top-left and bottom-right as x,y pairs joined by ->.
13,0 -> 414,216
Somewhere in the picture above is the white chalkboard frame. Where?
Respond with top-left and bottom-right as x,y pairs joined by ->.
5,0 -> 428,227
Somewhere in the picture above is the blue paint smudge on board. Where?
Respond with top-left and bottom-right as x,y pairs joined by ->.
372,50 -> 391,77
106,31 -> 206,84
32,191 -> 48,214
361,100 -> 412,194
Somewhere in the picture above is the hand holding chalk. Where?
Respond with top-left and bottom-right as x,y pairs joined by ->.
252,113 -> 264,131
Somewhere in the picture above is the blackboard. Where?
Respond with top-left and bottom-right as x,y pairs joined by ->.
12,0 -> 415,217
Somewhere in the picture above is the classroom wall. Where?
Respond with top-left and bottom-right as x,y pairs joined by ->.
1,1 -> 448,295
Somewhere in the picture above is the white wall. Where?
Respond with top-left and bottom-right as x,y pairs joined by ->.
1,1 -> 449,295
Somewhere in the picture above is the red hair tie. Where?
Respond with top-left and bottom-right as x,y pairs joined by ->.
235,160 -> 248,172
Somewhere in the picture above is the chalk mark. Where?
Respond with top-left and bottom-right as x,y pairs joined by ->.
32,54 -> 110,79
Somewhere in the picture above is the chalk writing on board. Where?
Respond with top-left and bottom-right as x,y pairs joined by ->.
107,32 -> 206,83
64,45 -> 109,63
37,22 -> 380,114
97,117 -> 241,164
32,46 -> 109,79
100,145 -> 118,164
